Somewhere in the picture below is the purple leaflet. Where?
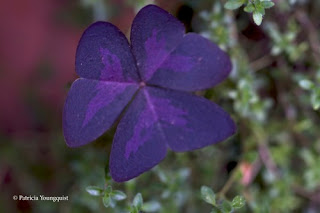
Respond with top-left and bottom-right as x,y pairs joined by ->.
63,4 -> 236,182
143,29 -> 168,80
131,5 -> 185,81
76,22 -> 139,82
81,81 -> 128,128
109,89 -> 168,182
64,21 -> 141,147
145,87 -> 236,152
63,79 -> 138,147
147,33 -> 232,91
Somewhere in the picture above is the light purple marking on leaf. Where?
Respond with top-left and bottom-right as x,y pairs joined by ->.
150,94 -> 188,127
124,89 -> 187,159
99,48 -> 124,81
82,83 -> 127,128
143,30 -> 168,80
143,30 -> 197,79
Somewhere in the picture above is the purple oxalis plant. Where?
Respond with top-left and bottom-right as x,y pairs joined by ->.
63,5 -> 236,182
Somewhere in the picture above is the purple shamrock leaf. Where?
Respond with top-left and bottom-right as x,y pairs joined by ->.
63,5 -> 236,182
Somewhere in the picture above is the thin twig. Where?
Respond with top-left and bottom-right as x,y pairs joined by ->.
253,126 -> 281,178
217,166 -> 238,199
292,185 -> 320,204
258,143 -> 281,178
295,10 -> 320,62
250,55 -> 274,71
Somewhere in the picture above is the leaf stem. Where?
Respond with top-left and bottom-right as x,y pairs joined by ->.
217,166 -> 239,199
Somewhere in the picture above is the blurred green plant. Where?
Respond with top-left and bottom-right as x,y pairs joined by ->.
85,185 -> 127,208
265,20 -> 308,62
300,149 -> 320,190
224,0 -> 275,25
201,186 -> 246,213
200,2 -> 233,50
298,69 -> 320,110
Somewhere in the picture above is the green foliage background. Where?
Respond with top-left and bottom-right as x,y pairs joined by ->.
1,0 -> 320,212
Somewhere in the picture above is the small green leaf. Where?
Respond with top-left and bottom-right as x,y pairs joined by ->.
142,201 -> 161,212
130,206 -> 139,213
244,3 -> 255,12
102,195 -> 111,208
271,46 -> 282,55
133,193 -> 143,209
177,168 -> 191,180
211,207 -> 220,213
221,200 -> 233,213
253,12 -> 263,25
261,1 -> 275,9
311,89 -> 320,110
155,168 -> 168,183
210,208 -> 220,213
109,198 -> 116,208
299,79 -> 314,90
201,186 -> 216,206
255,5 -> 266,15
86,186 -> 103,196
111,190 -> 127,201
224,0 -> 244,10
231,195 -> 246,209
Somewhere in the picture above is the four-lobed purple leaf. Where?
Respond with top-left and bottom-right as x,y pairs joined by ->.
63,4 -> 236,182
